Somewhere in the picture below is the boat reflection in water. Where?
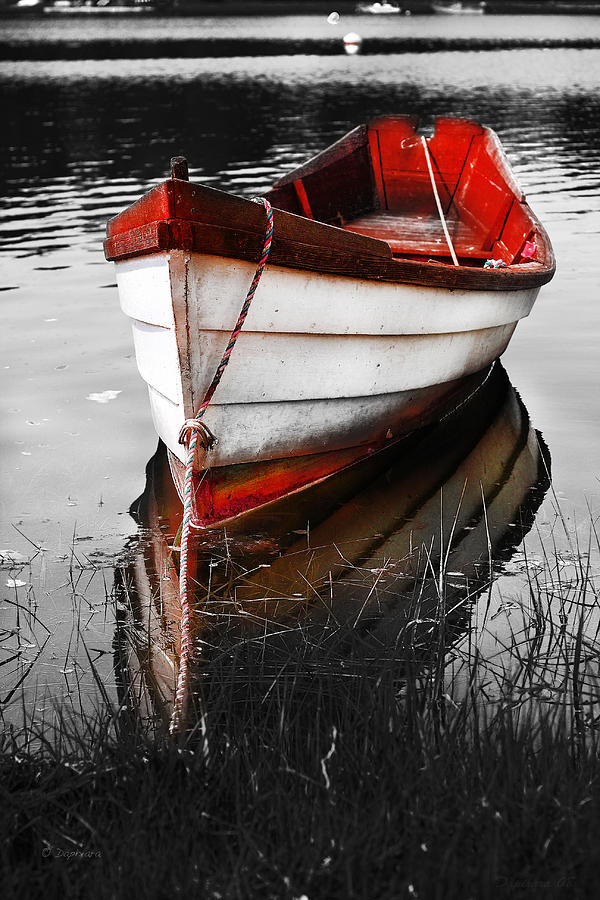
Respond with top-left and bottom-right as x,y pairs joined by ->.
113,362 -> 550,729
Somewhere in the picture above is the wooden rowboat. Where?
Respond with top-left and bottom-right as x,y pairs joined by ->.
104,115 -> 555,528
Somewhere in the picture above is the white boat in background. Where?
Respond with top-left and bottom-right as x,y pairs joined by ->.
356,1 -> 402,13
105,115 -> 554,527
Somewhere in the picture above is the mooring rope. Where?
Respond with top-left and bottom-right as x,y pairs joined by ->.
420,136 -> 459,267
169,197 -> 274,736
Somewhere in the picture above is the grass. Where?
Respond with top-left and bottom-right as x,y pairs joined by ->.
2,640 -> 600,899
3,516 -> 600,900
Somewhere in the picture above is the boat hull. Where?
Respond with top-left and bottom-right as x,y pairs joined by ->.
115,249 -> 538,472
106,114 -> 555,528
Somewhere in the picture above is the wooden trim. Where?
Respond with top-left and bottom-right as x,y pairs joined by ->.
105,216 -> 555,292
271,124 -> 369,188
104,221 -> 170,259
106,179 -> 391,260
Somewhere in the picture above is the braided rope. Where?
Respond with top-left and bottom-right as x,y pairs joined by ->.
169,197 -> 273,736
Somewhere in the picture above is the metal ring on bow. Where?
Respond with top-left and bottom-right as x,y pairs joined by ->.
178,418 -> 217,450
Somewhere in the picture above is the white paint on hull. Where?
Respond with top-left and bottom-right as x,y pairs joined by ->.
170,378 -> 475,468
175,322 -> 516,405
117,254 -> 175,328
117,252 -> 538,335
131,320 -> 182,405
114,249 -> 537,468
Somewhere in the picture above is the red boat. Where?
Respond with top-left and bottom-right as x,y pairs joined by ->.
104,115 -> 555,528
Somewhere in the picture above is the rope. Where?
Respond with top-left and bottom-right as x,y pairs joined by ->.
420,136 -> 459,267
169,197 -> 274,736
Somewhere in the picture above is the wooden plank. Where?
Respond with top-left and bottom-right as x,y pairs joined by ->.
186,221 -> 392,277
453,138 -> 515,246
371,117 -> 483,220
176,181 -> 390,258
104,221 -> 170,260
106,183 -> 172,238
374,118 -> 434,214
270,124 -> 369,187
428,118 -> 482,214
261,181 -> 302,216
343,211 -> 487,257
105,216 -> 554,292
296,146 -> 377,225
494,200 -> 536,263
369,114 -> 419,136
107,179 -> 391,260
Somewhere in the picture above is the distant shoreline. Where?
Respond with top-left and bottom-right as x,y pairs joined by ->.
3,1 -> 600,19
1,35 -> 599,61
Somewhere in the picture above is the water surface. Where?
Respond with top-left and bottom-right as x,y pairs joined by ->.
1,16 -> 599,718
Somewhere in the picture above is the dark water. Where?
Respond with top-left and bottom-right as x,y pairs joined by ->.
1,15 -> 600,719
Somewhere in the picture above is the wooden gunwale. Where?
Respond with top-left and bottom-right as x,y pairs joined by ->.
104,181 -> 555,293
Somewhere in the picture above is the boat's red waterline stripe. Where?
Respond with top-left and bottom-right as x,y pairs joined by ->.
169,198 -> 274,737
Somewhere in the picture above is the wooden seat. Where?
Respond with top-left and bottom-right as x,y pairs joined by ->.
343,211 -> 488,260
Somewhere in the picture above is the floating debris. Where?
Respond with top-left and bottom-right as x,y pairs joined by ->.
0,551 -> 29,567
87,390 -> 122,404
327,11 -> 340,24
6,578 -> 28,588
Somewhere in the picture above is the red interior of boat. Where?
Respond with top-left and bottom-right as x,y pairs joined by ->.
105,114 -> 553,289
265,116 -> 538,268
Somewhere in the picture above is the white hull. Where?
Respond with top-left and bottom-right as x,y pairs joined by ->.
114,250 -> 539,468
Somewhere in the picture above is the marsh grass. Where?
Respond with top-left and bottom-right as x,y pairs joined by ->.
0,529 -> 119,729
3,515 -> 600,899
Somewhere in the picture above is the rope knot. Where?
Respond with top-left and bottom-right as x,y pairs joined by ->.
178,418 -> 216,450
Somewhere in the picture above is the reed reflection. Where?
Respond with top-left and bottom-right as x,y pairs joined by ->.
113,363 -> 550,728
